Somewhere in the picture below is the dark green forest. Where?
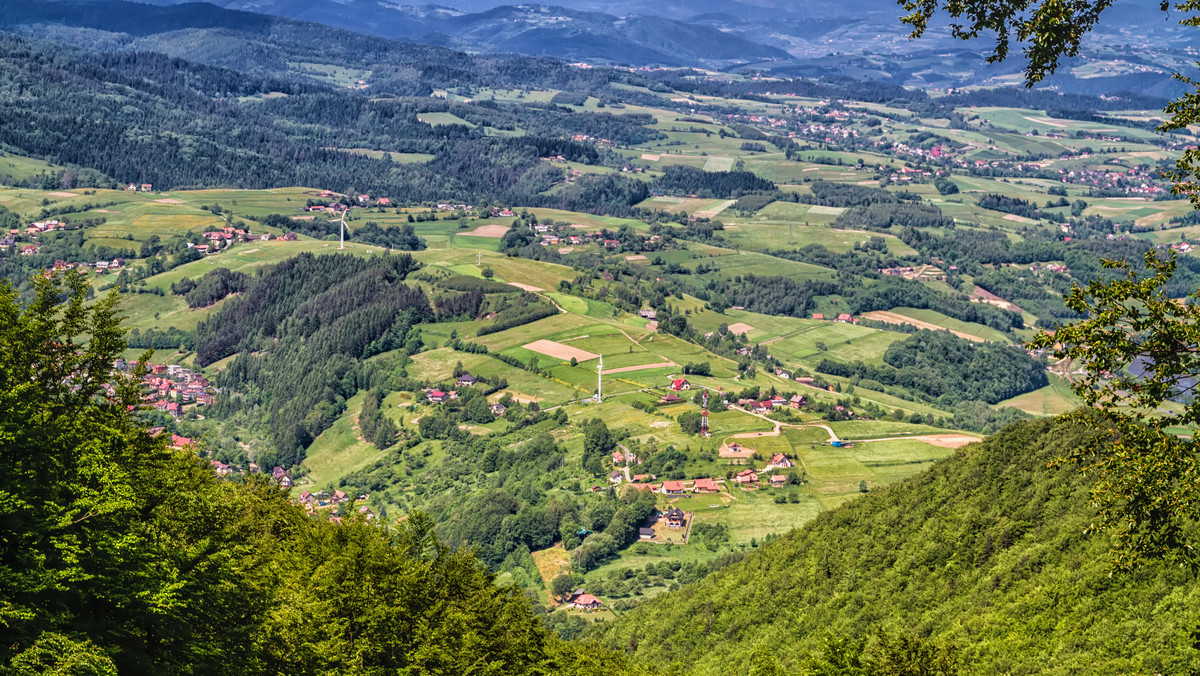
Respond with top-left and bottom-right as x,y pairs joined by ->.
199,254 -> 432,466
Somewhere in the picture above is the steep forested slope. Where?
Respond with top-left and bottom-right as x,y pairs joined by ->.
600,418 -> 1200,674
0,273 -> 644,675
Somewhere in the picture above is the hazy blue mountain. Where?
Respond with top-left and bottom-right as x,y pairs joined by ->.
124,0 -> 792,67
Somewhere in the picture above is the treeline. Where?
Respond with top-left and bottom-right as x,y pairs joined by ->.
477,295 -> 557,337
707,274 -> 839,318
195,253 -> 432,466
651,165 -> 775,198
170,268 -> 250,308
799,181 -> 903,207
358,388 -> 399,450
834,202 -> 954,230
977,193 -> 1042,220
354,221 -> 426,250
844,277 -> 1024,332
436,274 -> 518,293
816,330 -> 1046,404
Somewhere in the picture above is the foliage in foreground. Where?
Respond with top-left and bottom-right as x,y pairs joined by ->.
600,417 -> 1200,674
0,273 -> 643,675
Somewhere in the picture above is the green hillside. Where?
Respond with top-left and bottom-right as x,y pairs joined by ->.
599,417 -> 1200,674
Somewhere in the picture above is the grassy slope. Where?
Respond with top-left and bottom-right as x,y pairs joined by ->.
600,418 -> 1200,675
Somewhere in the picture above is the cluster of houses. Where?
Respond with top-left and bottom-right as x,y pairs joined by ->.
535,227 -> 631,250
616,450 -> 796,496
1054,166 -> 1169,198
809,312 -> 856,323
113,359 -> 217,417
305,203 -> 349,215
124,183 -> 153,192
735,394 -> 807,414
3,219 -> 86,256
37,259 -> 126,277
423,374 -> 509,416
568,134 -> 613,146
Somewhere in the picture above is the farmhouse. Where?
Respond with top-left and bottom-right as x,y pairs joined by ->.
670,378 -> 691,391
770,475 -> 788,487
571,593 -> 603,611
610,470 -> 624,484
427,389 -> 447,403
789,395 -> 807,409
664,507 -> 686,528
812,313 -> 825,320
693,478 -> 720,493
836,313 -> 853,323
658,393 -> 683,404
490,403 -> 507,417
456,373 -> 478,387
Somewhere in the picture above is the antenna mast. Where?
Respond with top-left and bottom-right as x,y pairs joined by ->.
701,389 -> 710,438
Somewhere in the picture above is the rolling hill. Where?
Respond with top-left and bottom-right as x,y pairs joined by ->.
597,417 -> 1200,673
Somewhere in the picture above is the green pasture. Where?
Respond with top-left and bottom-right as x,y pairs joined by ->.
0,151 -> 65,183
996,374 -> 1080,416
886,307 -> 1013,343
417,112 -> 475,128
302,392 -> 388,489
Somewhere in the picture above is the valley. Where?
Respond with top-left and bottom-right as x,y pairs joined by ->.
3,1 -> 1200,671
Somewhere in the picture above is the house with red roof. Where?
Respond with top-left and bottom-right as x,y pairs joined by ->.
735,469 -> 759,486
693,478 -> 720,493
670,378 -> 691,391
570,593 -> 603,610
768,453 -> 794,469
428,389 -> 446,403
660,480 -> 686,495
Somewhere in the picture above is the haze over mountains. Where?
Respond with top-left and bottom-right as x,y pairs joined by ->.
17,0 -> 1182,97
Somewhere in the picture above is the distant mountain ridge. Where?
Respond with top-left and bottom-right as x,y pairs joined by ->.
128,0 -> 792,67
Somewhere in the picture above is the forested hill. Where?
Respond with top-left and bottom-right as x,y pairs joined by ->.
0,30 -> 662,208
599,417 -> 1200,673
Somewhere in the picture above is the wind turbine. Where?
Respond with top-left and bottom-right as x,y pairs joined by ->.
338,210 -> 347,250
